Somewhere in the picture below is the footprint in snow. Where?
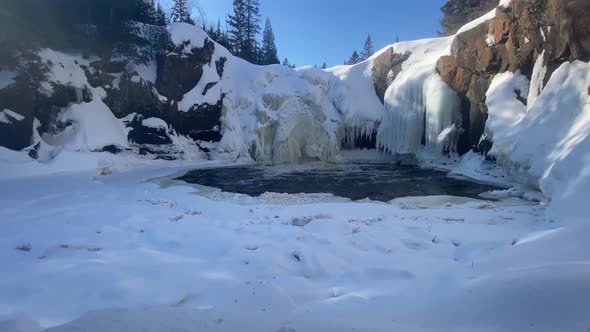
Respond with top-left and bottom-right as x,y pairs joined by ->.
242,244 -> 259,251
365,267 -> 415,280
15,244 -> 32,252
169,215 -> 184,222
38,244 -> 102,259
402,239 -> 429,251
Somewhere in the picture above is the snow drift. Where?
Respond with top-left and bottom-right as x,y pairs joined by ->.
486,60 -> 590,221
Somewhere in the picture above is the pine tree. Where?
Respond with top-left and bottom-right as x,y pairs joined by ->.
321,62 -> 327,69
228,0 -> 247,56
346,50 -> 360,65
261,18 -> 279,65
360,34 -> 374,60
439,0 -> 498,36
212,19 -> 230,49
282,57 -> 290,66
155,3 -> 167,26
242,0 -> 261,63
170,0 -> 194,24
136,0 -> 157,25
228,0 -> 262,63
396,35 -> 400,43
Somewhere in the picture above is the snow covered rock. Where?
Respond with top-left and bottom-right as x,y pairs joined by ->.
437,0 -> 590,153
125,114 -> 172,145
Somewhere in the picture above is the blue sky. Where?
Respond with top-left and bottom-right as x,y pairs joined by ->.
187,0 -> 447,67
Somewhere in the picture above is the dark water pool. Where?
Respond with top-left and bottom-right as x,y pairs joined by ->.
176,164 -> 502,202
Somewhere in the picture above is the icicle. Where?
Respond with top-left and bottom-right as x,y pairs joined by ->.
527,50 -> 547,110
377,68 -> 460,155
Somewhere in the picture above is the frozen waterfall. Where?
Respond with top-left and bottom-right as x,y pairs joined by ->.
377,67 -> 461,155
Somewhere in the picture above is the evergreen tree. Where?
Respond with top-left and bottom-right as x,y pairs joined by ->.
242,0 -> 261,63
216,19 -> 224,39
396,35 -> 400,43
321,62 -> 327,69
170,0 -> 194,24
228,0 -> 262,63
346,50 -> 360,65
282,57 -> 290,66
212,19 -> 230,49
227,0 -> 247,55
439,0 -> 498,35
360,34 -> 374,60
155,3 -> 167,26
136,0 -> 157,25
261,18 -> 279,65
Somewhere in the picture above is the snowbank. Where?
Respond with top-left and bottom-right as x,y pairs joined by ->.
43,96 -> 129,151
0,109 -> 25,124
168,22 -> 210,51
486,61 -> 590,221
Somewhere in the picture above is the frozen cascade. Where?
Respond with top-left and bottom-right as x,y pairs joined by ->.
252,95 -> 341,164
527,51 -> 547,110
377,67 -> 461,154
340,119 -> 379,149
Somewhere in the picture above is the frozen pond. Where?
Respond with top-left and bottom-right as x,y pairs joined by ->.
176,164 -> 503,201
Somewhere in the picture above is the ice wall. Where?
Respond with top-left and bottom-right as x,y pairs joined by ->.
375,38 -> 461,155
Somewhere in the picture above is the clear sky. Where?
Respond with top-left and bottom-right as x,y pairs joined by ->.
185,0 -> 448,67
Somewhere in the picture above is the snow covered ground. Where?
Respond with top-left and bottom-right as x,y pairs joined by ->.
2,2 -> 590,331
1,158 -> 589,332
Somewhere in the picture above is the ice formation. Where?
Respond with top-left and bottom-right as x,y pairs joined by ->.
527,51 -> 547,110
19,7 -> 556,167
374,37 -> 461,155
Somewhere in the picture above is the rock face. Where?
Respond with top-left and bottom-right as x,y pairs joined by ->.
0,32 -> 225,158
371,47 -> 411,103
437,0 -> 590,154
2,3 -> 589,162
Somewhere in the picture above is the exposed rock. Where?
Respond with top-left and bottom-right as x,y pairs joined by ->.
437,0 -> 590,155
156,38 -> 216,101
98,145 -> 124,154
371,47 -> 411,103
124,114 -> 173,145
0,78 -> 35,150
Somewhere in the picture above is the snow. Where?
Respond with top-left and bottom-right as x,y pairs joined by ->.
484,71 -> 530,158
169,23 -> 464,163
485,33 -> 496,47
0,9 -> 589,331
4,162 -> 588,332
38,49 -> 93,95
42,91 -> 129,151
168,22 -> 209,54
141,117 -> 168,130
456,9 -> 497,35
486,61 -> 590,222
0,69 -> 17,89
126,60 -> 157,84
0,109 -> 25,124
